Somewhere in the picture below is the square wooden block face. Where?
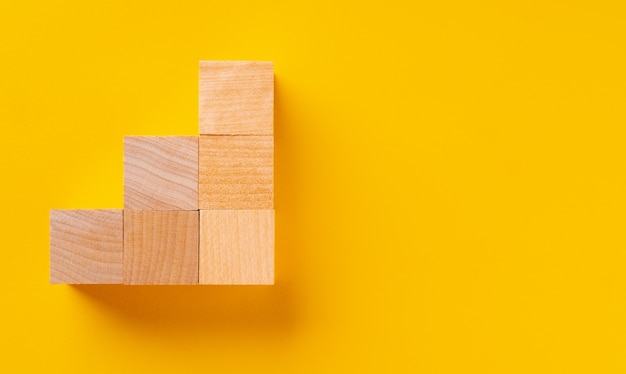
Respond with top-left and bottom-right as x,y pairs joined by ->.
200,210 -> 274,285
199,135 -> 274,209
50,210 -> 123,284
199,61 -> 274,135
123,211 -> 199,285
124,136 -> 198,211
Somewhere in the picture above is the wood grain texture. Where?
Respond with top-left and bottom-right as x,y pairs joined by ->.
124,136 -> 198,210
123,211 -> 199,285
200,210 -> 274,285
50,210 -> 123,284
199,61 -> 273,135
199,135 -> 274,209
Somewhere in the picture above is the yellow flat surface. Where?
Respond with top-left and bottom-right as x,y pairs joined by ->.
1,1 -> 626,372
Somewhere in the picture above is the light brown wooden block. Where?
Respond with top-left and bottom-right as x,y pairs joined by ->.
50,210 -> 123,284
123,211 -> 199,285
199,210 -> 274,285
199,135 -> 273,209
124,136 -> 198,211
199,61 -> 274,135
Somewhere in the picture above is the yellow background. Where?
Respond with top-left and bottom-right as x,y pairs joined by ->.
1,1 -> 626,372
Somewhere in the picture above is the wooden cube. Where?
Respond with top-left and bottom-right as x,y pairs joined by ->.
199,61 -> 274,135
199,210 -> 274,285
199,135 -> 273,209
123,211 -> 199,285
124,136 -> 198,211
50,210 -> 123,284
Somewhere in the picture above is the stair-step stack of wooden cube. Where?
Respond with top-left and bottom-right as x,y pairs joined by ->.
50,61 -> 274,285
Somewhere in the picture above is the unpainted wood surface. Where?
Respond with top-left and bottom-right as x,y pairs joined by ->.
50,210 -> 123,284
124,136 -> 198,211
199,135 -> 274,209
199,61 -> 274,135
199,210 -> 274,285
124,210 -> 199,285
